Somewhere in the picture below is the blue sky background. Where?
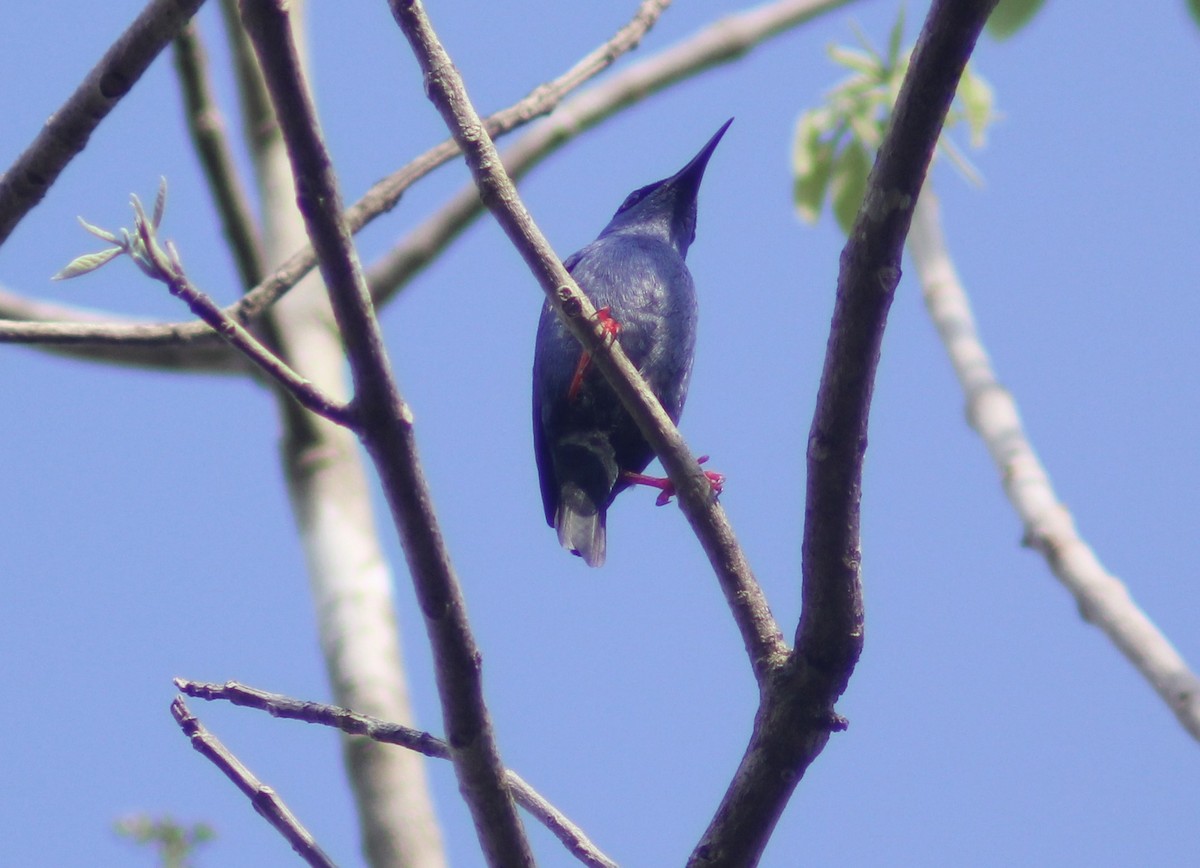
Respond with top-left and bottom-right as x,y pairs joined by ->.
2,1 -> 1198,866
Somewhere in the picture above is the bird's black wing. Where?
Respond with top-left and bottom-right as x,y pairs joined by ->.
532,302 -> 568,527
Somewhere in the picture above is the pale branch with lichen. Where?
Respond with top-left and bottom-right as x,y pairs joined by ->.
910,188 -> 1200,742
240,0 -> 533,863
220,1 -> 447,863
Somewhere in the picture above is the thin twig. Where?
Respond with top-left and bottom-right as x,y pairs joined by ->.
238,2 -> 533,864
0,0 -> 671,355
149,245 -> 356,426
0,0 -> 207,249
910,188 -> 1200,741
172,20 -> 267,290
389,0 -> 786,683
350,0 -> 675,261
170,697 -> 336,868
86,193 -> 354,424
367,0 -> 855,303
178,679 -> 619,868
689,2 -> 1000,865
0,0 -> 844,362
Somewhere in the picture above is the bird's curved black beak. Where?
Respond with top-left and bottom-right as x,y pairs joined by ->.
670,117 -> 734,192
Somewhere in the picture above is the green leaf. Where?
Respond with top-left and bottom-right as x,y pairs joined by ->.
831,139 -> 870,234
792,113 -> 837,223
793,143 -> 835,224
957,68 -> 996,147
1189,0 -> 1200,28
115,814 -> 216,868
885,53 -> 909,107
827,72 -> 876,103
986,0 -> 1046,40
828,45 -> 881,78
152,176 -> 168,228
129,192 -> 149,233
798,106 -> 835,143
793,7 -> 997,226
52,246 -> 123,280
792,110 -> 828,173
848,112 -> 883,151
847,20 -> 882,63
77,216 -> 120,245
886,7 -> 906,67
936,137 -> 984,187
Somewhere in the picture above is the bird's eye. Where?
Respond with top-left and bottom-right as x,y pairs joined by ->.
615,182 -> 656,216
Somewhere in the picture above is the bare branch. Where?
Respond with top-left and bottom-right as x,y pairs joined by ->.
368,0 -> 859,303
911,188 -> 1200,741
801,0 -> 998,683
0,284 -> 241,371
0,0 -> 847,368
170,696 -> 336,868
389,0 -> 786,683
239,1 -> 532,863
351,0 -> 676,261
178,679 -> 619,868
172,20 -> 267,290
689,3 -> 1000,865
0,0 -> 207,249
149,243 -> 356,426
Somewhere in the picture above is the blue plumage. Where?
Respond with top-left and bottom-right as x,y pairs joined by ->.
532,119 -> 731,567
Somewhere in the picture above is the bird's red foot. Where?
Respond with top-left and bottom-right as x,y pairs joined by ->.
567,307 -> 621,401
623,455 -> 725,506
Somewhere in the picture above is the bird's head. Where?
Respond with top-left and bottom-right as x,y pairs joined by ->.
600,118 -> 733,257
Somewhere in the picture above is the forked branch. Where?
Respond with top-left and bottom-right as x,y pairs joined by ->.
178,679 -> 618,868
690,2 -> 1000,864
171,696 -> 336,868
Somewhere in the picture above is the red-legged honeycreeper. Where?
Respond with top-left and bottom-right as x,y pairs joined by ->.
532,119 -> 732,567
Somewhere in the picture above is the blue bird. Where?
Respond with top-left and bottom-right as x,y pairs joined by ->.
533,119 -> 732,567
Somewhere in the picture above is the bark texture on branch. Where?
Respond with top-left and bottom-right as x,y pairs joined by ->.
691,2 -> 1000,864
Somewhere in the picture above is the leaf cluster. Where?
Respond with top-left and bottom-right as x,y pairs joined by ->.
793,12 -> 996,232
53,178 -> 179,283
114,813 -> 216,868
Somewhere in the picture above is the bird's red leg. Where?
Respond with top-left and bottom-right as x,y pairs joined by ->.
568,307 -> 621,401
623,455 -> 725,506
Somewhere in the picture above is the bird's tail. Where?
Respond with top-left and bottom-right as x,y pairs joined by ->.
553,440 -> 619,568
556,489 -> 607,568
